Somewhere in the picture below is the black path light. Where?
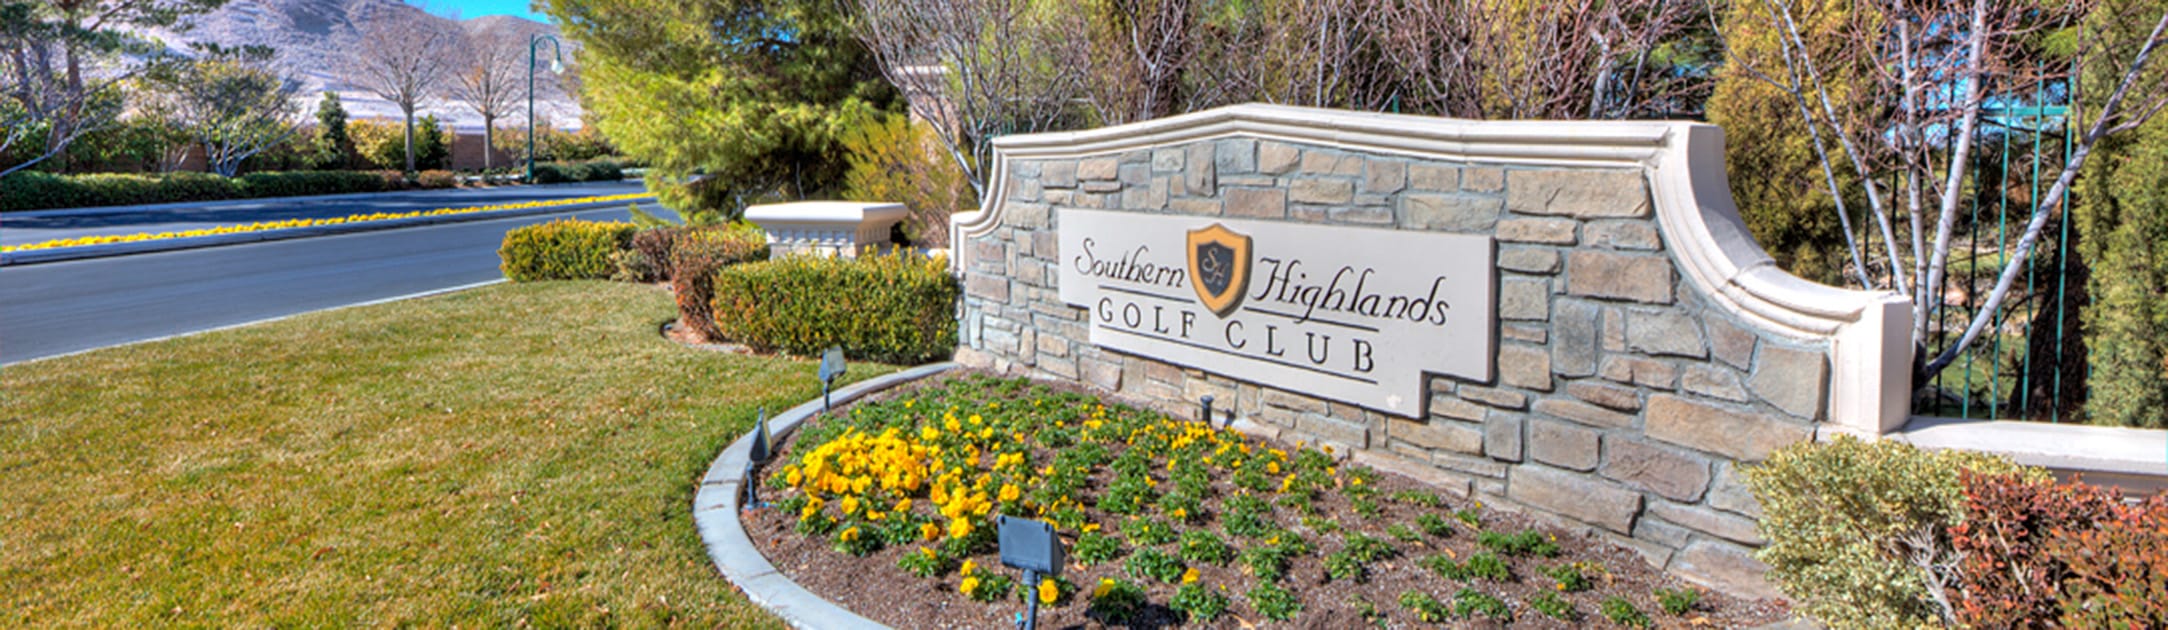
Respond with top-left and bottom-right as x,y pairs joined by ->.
1201,394 -> 1233,429
997,515 -> 1063,630
818,346 -> 847,411
744,407 -> 771,509
750,407 -> 772,463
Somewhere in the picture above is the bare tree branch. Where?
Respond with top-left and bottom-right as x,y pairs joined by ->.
339,7 -> 459,173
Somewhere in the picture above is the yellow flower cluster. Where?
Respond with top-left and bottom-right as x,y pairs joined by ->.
1,193 -> 654,253
787,427 -> 933,510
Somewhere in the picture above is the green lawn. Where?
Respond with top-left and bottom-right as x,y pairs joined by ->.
0,281 -> 889,627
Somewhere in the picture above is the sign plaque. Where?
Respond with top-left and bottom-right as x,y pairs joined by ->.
1057,209 -> 1495,417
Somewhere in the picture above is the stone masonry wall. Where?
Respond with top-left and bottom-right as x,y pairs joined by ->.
955,136 -> 1832,597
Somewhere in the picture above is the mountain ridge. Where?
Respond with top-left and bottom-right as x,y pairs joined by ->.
158,0 -> 583,131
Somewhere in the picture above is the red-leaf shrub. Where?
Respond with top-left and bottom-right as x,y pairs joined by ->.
1949,471 -> 2121,629
627,227 -> 684,283
2045,495 -> 2168,627
668,226 -> 766,341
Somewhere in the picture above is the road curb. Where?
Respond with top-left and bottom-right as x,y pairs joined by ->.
0,196 -> 652,266
693,362 -> 957,630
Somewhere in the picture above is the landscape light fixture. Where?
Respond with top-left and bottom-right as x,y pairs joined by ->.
996,516 -> 1063,630
750,407 -> 771,463
818,347 -> 847,411
526,33 -> 566,184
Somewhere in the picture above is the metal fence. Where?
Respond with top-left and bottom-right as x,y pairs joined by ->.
1905,104 -> 2084,422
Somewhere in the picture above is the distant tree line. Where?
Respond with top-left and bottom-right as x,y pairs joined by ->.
0,0 -> 605,177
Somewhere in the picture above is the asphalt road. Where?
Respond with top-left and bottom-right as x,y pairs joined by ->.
0,180 -> 648,248
0,202 -> 665,365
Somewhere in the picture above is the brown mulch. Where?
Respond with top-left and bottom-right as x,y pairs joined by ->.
739,373 -> 1792,629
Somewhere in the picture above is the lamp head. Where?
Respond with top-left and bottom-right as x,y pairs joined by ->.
549,59 -> 564,74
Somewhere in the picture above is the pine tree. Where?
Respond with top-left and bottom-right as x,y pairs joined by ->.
537,0 -> 899,218
313,92 -> 351,169
414,114 -> 449,171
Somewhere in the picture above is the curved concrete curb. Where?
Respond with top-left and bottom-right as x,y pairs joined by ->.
0,196 -> 653,266
692,362 -> 957,630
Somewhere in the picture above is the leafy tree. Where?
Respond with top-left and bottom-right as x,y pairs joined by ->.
350,118 -> 404,170
1703,0 -> 1870,286
313,91 -> 352,169
840,113 -> 974,246
154,44 -> 302,177
542,0 -> 899,219
0,0 -> 226,176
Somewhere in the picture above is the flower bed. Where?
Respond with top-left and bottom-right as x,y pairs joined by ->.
748,375 -> 1790,628
0,193 -> 654,253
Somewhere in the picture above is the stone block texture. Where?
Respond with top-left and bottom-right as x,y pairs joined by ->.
955,138 -> 1829,599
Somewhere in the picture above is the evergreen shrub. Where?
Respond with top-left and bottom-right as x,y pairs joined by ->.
709,250 -> 957,363
497,219 -> 635,281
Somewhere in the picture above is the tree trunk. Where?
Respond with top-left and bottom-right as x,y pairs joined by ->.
482,116 -> 495,171
402,108 -> 416,173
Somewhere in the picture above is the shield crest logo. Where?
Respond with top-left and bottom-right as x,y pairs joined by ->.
1187,223 -> 1253,318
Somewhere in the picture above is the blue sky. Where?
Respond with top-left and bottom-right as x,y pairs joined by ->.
427,0 -> 546,23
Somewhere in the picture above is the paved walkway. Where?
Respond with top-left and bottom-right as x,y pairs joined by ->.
0,180 -> 646,248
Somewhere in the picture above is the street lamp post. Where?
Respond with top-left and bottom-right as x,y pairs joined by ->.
527,33 -> 565,184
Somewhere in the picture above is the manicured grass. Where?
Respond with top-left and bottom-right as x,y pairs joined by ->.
0,281 -> 887,626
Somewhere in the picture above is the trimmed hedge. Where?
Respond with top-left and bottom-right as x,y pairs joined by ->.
498,219 -> 636,281
532,159 -> 626,184
0,170 -> 414,212
709,251 -> 957,364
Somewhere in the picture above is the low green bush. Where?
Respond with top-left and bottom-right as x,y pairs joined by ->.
238,171 -> 403,198
531,158 -> 625,184
1747,435 -> 2036,629
498,219 -> 636,281
0,170 -> 406,211
709,251 -> 958,364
